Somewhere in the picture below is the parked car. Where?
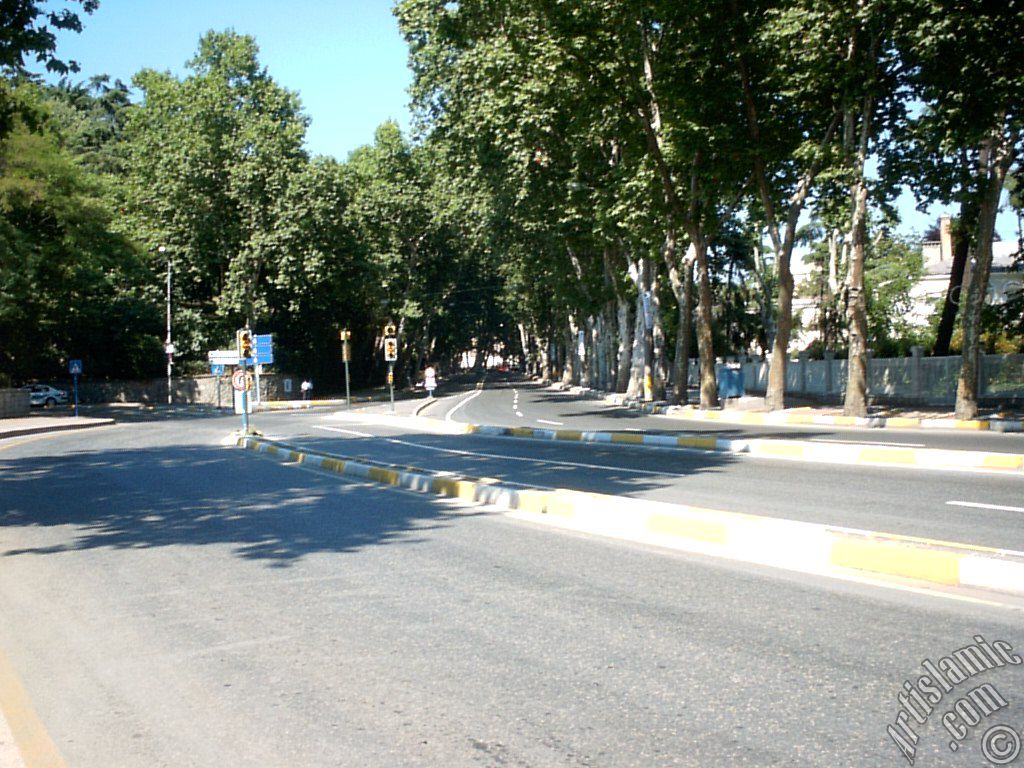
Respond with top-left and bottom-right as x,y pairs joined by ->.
22,384 -> 69,408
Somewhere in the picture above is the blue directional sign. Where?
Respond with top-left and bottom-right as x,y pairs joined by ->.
253,334 -> 274,365
210,364 -> 225,377
68,359 -> 83,375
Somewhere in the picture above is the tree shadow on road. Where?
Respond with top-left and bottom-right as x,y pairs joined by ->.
0,441 -> 481,567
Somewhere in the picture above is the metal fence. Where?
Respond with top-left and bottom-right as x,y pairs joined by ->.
699,352 -> 1024,406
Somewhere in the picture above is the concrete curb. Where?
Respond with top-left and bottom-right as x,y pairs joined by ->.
322,411 -> 1024,474
621,399 -> 1024,433
0,418 -> 115,440
460,423 -> 1024,475
258,398 -> 370,411
236,435 -> 1024,597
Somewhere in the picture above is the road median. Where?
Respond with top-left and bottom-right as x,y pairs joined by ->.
619,398 -> 1024,433
321,410 -> 1024,474
236,434 -> 1024,598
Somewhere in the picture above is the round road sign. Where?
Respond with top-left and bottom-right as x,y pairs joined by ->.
231,369 -> 253,392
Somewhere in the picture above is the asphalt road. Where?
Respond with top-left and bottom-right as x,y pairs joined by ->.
2,417 -> 1023,767
419,374 -> 1024,454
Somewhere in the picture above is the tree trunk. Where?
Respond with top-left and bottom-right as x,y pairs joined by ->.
517,322 -> 532,375
844,181 -> 870,416
956,133 -> 1016,419
562,318 -> 576,387
650,262 -> 667,400
765,257 -> 794,411
730,4 -> 841,408
539,336 -> 551,382
580,315 -> 593,389
843,85 -> 875,417
751,235 -> 775,357
933,207 -> 973,356
664,239 -> 694,405
671,260 -> 693,404
616,297 -> 632,393
600,304 -> 615,391
604,246 -> 634,393
627,262 -> 647,399
693,236 -> 719,408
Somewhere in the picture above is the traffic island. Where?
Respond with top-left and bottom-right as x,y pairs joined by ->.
318,410 -> 1024,475
236,434 -> 1024,598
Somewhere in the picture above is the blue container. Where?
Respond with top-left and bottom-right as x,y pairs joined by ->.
717,366 -> 745,399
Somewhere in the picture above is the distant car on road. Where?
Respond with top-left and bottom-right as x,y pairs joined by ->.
22,384 -> 68,408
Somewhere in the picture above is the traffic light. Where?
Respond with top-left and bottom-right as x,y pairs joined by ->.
384,336 -> 398,362
237,329 -> 253,361
384,323 -> 397,337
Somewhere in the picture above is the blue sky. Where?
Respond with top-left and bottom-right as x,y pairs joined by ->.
49,0 -> 413,161
47,1 -> 1017,241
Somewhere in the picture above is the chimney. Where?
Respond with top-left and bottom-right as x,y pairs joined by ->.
939,215 -> 953,262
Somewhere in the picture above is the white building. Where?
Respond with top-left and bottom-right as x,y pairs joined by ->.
790,216 -> 1022,349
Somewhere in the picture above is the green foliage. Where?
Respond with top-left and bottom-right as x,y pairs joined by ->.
0,0 -> 97,143
119,30 -> 311,358
4,8 -> 1022,395
864,233 -> 927,355
0,99 -> 159,381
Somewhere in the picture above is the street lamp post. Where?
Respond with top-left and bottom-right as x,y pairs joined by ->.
160,245 -> 173,405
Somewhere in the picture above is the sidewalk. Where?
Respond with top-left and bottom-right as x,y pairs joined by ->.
551,384 -> 1024,433
0,413 -> 115,440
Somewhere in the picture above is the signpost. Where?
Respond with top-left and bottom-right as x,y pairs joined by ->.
340,329 -> 352,410
235,329 -> 254,433
383,323 -> 397,413
424,365 -> 436,398
208,349 -> 241,365
68,359 -> 82,417
210,363 -> 225,409
252,334 -> 273,406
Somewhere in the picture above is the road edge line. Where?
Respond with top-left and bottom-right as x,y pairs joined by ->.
0,645 -> 65,768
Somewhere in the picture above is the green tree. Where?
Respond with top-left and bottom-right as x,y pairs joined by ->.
890,2 -> 1023,418
0,95 -> 159,381
120,31 -> 309,362
1,0 -> 97,141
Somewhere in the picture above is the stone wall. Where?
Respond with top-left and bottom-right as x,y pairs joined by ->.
68,373 -> 299,405
0,388 -> 30,418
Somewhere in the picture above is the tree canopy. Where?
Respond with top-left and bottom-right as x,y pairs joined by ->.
1,7 -> 1021,417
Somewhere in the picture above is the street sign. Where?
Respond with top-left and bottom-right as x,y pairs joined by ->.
211,363 -> 225,377
68,359 -> 82,375
231,369 -> 253,392
209,349 -> 241,365
253,333 -> 274,365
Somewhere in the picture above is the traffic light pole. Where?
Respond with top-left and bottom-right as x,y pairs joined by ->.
344,359 -> 351,410
388,362 -> 395,413
241,361 -> 250,435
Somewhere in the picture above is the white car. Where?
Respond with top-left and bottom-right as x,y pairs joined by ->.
23,384 -> 69,408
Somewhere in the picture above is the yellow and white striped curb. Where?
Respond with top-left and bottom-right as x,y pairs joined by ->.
319,410 -> 1024,474
258,398 -> 377,411
635,402 -> 1024,433
236,435 -> 1024,597
463,424 -> 1024,475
